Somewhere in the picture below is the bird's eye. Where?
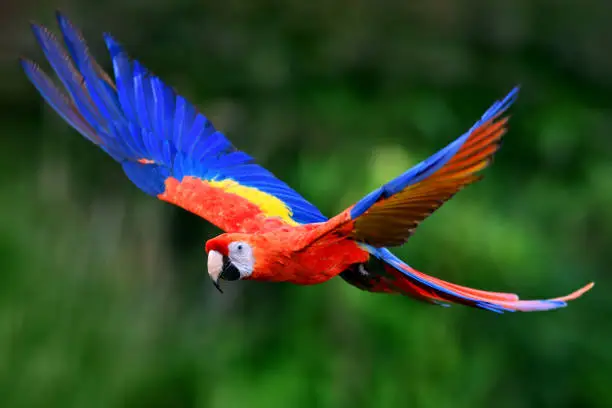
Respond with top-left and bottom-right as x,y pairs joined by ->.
237,244 -> 243,251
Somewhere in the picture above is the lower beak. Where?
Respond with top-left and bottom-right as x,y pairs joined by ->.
207,250 -> 224,293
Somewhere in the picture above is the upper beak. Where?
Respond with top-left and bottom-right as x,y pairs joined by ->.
207,250 -> 224,293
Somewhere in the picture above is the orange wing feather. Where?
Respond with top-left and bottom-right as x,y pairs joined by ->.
350,116 -> 508,247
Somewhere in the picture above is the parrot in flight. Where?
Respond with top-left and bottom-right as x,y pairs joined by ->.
21,13 -> 593,313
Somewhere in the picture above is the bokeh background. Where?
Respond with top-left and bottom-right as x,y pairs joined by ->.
1,1 -> 611,407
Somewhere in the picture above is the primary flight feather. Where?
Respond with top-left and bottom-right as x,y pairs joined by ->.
22,13 -> 593,313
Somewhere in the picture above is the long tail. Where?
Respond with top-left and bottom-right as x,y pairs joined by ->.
369,247 -> 593,313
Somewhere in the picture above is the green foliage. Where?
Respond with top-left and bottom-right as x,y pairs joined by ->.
1,1 -> 610,407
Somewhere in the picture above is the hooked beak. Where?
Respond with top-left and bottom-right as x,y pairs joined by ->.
208,250 -> 224,293
207,250 -> 242,293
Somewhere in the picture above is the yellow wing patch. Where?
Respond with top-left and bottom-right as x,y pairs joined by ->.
207,179 -> 299,226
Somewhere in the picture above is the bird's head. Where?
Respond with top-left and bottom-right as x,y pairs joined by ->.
205,233 -> 257,293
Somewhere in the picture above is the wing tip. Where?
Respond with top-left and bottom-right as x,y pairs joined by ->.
18,55 -> 31,69
502,85 -> 520,107
29,20 -> 43,38
507,84 -> 521,100
19,57 -> 41,82
28,20 -> 62,57
103,32 -> 124,58
478,85 -> 520,126
54,9 -> 68,24
55,10 -> 77,40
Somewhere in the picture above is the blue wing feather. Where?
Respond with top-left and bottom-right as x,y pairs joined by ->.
350,87 -> 519,219
30,24 -> 105,133
24,13 -> 327,226
56,13 -> 122,121
105,34 -> 138,123
122,161 -> 170,197
20,59 -> 97,142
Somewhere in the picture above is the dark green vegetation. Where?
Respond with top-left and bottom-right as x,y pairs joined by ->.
1,1 -> 610,407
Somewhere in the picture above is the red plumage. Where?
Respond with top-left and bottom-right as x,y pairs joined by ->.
22,13 -> 593,313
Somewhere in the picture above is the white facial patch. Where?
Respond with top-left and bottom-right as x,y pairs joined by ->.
227,241 -> 254,278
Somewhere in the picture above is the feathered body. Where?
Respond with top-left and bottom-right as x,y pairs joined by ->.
206,224 -> 369,285
21,12 -> 593,313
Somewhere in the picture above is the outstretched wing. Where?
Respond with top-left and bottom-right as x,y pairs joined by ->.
21,12 -> 326,233
328,88 -> 593,312
347,87 -> 517,247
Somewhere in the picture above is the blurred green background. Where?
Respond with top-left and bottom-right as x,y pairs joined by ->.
1,0 -> 610,407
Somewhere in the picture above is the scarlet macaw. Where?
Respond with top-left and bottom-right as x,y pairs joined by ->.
22,13 -> 593,313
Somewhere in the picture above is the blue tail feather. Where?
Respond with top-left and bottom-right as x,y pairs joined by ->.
368,246 -> 573,313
